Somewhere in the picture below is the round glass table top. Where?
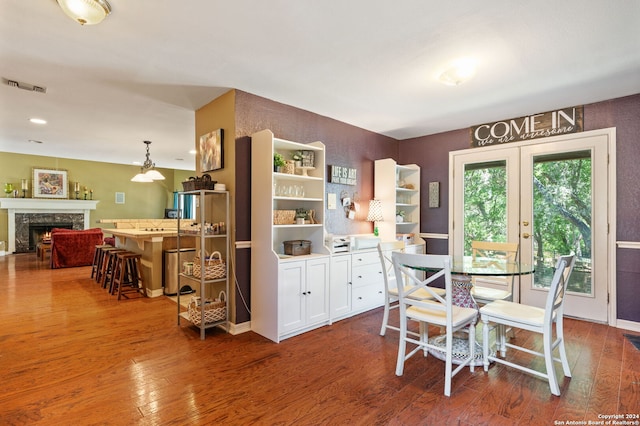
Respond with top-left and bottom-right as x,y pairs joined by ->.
407,256 -> 534,276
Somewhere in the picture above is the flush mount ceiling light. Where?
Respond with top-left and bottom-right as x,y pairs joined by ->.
438,58 -> 477,86
131,141 -> 165,182
56,0 -> 112,25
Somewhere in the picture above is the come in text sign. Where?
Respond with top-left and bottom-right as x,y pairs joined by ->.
470,106 -> 583,147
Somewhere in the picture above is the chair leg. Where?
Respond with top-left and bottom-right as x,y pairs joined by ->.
468,322 -> 475,373
444,329 -> 452,397
380,297 -> 392,336
543,327 -> 561,396
482,319 -> 490,372
420,321 -> 428,356
556,318 -> 572,378
395,309 -> 408,377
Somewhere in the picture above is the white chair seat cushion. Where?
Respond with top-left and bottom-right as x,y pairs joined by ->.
471,286 -> 511,302
480,300 -> 552,328
389,286 -> 446,300
407,302 -> 477,327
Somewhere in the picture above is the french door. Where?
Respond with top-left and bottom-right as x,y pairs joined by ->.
450,130 -> 614,323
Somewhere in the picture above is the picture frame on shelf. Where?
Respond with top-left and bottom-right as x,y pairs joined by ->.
32,168 -> 68,199
200,129 -> 224,172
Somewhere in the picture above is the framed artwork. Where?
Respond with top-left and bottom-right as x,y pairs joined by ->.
33,168 -> 68,199
199,129 -> 224,172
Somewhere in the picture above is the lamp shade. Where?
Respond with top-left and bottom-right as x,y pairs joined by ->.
57,0 -> 112,25
366,199 -> 383,222
131,170 -> 153,182
144,169 -> 165,180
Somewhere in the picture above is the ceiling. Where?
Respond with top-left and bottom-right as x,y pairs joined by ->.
1,1 -> 639,171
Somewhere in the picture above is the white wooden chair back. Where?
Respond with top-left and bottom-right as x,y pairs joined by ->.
471,240 -> 519,303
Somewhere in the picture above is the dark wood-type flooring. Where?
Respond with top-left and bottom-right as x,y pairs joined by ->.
1,253 -> 638,425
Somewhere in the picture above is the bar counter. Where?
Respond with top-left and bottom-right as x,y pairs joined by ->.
105,228 -> 195,297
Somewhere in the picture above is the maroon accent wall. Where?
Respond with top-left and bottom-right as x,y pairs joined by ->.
233,90 -> 398,323
397,93 -> 640,322
234,90 -> 398,236
231,91 -> 639,323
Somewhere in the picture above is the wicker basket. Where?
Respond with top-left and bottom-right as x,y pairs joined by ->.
188,292 -> 226,325
182,174 -> 217,191
193,250 -> 226,280
273,210 -> 296,225
282,160 -> 295,174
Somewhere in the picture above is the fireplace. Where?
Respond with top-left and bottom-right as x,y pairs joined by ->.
29,223 -> 74,252
15,213 -> 84,253
0,198 -> 99,254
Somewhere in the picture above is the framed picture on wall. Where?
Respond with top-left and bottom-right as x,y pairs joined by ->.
199,129 -> 224,172
33,168 -> 68,199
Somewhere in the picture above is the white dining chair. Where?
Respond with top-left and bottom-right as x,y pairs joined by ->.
470,241 -> 519,305
392,252 -> 478,397
480,254 -> 575,396
378,242 -> 446,336
378,240 -> 406,336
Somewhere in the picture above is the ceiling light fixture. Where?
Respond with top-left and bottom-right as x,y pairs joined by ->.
56,0 -> 112,25
131,141 -> 165,182
438,58 -> 477,86
29,118 -> 47,124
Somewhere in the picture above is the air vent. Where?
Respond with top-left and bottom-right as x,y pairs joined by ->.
3,77 -> 47,94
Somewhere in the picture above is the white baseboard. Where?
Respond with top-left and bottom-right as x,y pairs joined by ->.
616,319 -> 640,333
147,288 -> 164,298
229,321 -> 251,335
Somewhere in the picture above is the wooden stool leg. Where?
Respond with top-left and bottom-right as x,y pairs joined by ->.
116,254 -> 145,300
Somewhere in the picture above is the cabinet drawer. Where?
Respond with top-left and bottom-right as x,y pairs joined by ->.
351,251 -> 380,266
351,264 -> 383,287
352,284 -> 385,311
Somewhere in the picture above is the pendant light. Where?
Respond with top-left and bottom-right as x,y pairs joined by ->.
131,141 -> 165,182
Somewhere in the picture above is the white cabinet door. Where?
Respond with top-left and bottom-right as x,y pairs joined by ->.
306,257 -> 330,324
279,260 -> 306,335
330,254 -> 352,319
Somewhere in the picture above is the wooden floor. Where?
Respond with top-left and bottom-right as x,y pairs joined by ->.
0,254 -> 638,425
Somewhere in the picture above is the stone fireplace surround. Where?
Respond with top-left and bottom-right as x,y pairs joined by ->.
0,199 -> 99,254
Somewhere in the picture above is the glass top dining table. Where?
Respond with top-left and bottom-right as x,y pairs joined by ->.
448,256 -> 535,277
404,255 -> 535,366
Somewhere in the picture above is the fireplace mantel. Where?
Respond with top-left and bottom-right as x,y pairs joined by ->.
0,199 -> 99,253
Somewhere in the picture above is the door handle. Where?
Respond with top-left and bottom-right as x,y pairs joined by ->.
522,233 -> 531,239
522,221 -> 529,226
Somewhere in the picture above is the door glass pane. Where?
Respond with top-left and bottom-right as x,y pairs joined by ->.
463,161 -> 507,256
532,151 -> 592,295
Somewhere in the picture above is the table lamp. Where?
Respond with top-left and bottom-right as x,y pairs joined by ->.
367,199 -> 383,237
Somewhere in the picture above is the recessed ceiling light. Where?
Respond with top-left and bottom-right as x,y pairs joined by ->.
133,161 -> 142,165
189,149 -> 197,155
29,118 -> 47,124
438,58 -> 477,86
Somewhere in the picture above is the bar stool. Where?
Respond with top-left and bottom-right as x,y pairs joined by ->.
101,248 -> 127,289
91,244 -> 112,280
112,252 -> 145,300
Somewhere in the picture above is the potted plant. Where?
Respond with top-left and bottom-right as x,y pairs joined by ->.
273,152 -> 285,172
396,210 -> 405,223
295,208 -> 308,225
292,151 -> 303,168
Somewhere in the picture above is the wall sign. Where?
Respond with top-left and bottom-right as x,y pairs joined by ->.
330,165 -> 357,185
470,106 -> 583,147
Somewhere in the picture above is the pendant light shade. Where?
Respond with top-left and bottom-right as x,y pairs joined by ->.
57,0 -> 112,25
131,141 -> 165,182
144,169 -> 165,181
131,168 -> 153,183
